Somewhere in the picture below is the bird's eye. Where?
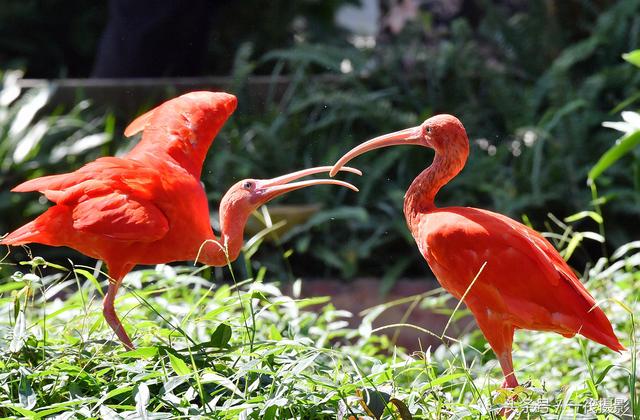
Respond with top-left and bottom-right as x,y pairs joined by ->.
426,126 -> 432,134
243,181 -> 255,190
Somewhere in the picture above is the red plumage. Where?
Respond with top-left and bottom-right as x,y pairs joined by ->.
331,114 -> 623,387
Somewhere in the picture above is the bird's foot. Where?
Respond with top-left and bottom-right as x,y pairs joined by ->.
120,335 -> 135,351
111,325 -> 135,350
103,311 -> 135,350
495,380 -> 528,418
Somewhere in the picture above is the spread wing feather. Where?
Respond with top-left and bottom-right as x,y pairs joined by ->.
124,108 -> 156,137
10,156 -> 169,242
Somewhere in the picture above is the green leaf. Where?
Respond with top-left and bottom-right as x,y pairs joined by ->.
34,400 -> 98,418
200,372 -> 243,397
562,233 -> 583,260
622,49 -> 640,68
269,325 -> 282,341
424,373 -> 466,388
588,130 -> 640,182
96,386 -> 134,406
135,383 -> 150,418
209,323 -> 232,348
251,290 -> 269,303
168,352 -> 192,376
214,284 -> 231,300
564,211 -> 603,225
586,378 -> 599,399
4,405 -> 36,417
551,37 -> 599,72
118,346 -> 158,359
10,310 -> 27,353
18,370 -> 36,410
0,281 -> 25,293
595,364 -> 617,385
73,268 -> 103,297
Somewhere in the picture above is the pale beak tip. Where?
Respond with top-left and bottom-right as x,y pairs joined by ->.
342,181 -> 359,192
346,167 -> 363,176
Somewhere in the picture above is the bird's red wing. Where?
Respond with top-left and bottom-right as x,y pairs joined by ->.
424,208 -> 598,319
12,157 -> 161,204
124,108 -> 156,137
463,209 -> 622,350
487,210 -> 597,306
10,156 -> 170,242
11,172 -> 86,194
71,192 -> 169,241
423,208 -> 626,350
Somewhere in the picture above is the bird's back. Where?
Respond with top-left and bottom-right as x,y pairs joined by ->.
410,207 -> 623,351
1,154 -> 212,265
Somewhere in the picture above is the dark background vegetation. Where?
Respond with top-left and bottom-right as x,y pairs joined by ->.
1,0 -> 639,282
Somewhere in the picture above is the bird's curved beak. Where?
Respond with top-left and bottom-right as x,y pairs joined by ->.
329,126 -> 423,177
255,166 -> 361,203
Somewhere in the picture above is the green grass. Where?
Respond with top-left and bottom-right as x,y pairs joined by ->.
0,230 -> 637,419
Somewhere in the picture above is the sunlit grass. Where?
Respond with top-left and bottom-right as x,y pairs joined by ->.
0,236 -> 637,419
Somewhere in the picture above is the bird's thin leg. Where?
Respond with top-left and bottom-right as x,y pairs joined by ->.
472,309 -> 519,388
103,274 -> 134,350
497,348 -> 518,389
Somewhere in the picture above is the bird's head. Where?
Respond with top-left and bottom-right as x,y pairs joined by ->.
219,166 -> 360,232
329,114 -> 468,177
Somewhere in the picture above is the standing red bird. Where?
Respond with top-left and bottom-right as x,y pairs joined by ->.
330,114 -> 624,387
1,91 -> 360,349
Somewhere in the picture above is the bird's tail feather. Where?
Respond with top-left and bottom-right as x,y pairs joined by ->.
1,220 -> 45,246
579,308 -> 625,352
1,207 -> 65,247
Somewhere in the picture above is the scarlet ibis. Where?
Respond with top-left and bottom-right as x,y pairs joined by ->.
330,114 -> 624,387
1,91 -> 360,349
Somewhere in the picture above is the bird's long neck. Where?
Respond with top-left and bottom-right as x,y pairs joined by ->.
195,207 -> 250,267
404,143 -> 468,230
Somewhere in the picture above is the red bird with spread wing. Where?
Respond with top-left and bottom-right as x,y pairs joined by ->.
1,91 -> 360,349
330,114 -> 624,388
